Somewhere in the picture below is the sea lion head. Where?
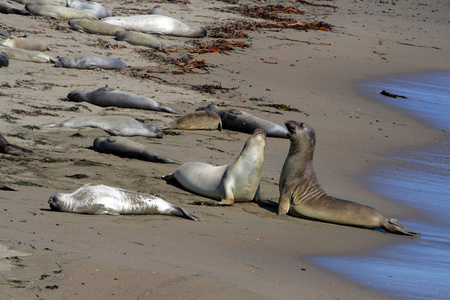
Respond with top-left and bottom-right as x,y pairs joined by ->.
285,121 -> 315,147
48,193 -> 66,211
54,57 -> 71,68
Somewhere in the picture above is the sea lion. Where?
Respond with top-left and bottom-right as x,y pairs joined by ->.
0,51 -> 8,67
13,0 -> 67,5
0,45 -> 55,63
196,104 -> 289,138
278,120 -> 419,236
25,3 -> 98,19
2,36 -> 48,51
54,55 -> 128,69
0,183 -> 17,191
67,0 -> 114,18
40,116 -> 163,138
93,136 -> 181,164
0,0 -> 30,15
115,31 -> 166,50
159,111 -> 222,131
66,86 -> 177,113
102,15 -> 207,38
69,19 -> 124,36
48,184 -> 200,220
0,134 -> 33,156
163,128 -> 266,205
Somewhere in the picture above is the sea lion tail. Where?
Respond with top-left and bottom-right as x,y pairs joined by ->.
161,174 -> 174,181
160,106 -> 178,114
384,218 -> 421,237
158,157 -> 182,165
173,206 -> 201,221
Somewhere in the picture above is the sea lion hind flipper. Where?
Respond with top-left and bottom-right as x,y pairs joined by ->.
173,206 -> 201,221
277,192 -> 291,215
162,173 -> 175,181
384,218 -> 421,237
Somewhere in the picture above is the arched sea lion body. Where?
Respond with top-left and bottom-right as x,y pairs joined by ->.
40,116 -> 163,138
160,111 -> 222,131
0,51 -> 8,67
25,3 -> 98,19
67,0 -> 114,18
0,134 -> 33,156
196,104 -> 289,138
93,136 -> 181,164
66,86 -> 177,113
0,1 -> 30,15
163,128 -> 266,205
69,19 -> 124,36
2,36 -> 48,51
115,31 -> 165,50
278,120 -> 419,236
102,14 -> 207,38
48,184 -> 200,220
54,55 -> 128,69
0,45 -> 55,63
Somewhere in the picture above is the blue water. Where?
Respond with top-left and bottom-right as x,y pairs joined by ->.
311,71 -> 450,299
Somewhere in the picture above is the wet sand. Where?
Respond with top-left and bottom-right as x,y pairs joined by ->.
1,0 -> 449,298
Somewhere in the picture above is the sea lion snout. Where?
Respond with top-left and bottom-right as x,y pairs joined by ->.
252,128 -> 266,138
48,194 -> 62,211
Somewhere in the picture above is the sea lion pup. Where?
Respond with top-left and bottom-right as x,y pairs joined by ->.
25,3 -> 98,19
67,0 -> 114,18
40,116 -> 163,138
66,86 -> 177,113
2,36 -> 48,51
48,184 -> 200,220
163,128 -> 267,205
0,51 -> 8,67
196,104 -> 289,138
93,136 -> 181,164
0,45 -> 55,63
115,31 -> 166,51
0,0 -> 30,15
69,19 -> 124,36
54,55 -> 128,69
102,15 -> 207,38
278,121 -> 419,236
0,134 -> 33,156
159,111 -> 222,131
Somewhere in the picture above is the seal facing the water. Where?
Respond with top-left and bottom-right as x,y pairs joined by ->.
163,128 -> 266,205
278,120 -> 419,236
48,184 -> 200,220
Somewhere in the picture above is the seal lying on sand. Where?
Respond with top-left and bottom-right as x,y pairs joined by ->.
278,120 -> 419,236
196,104 -> 289,138
66,86 -> 177,113
25,3 -> 98,19
67,0 -> 114,18
0,45 -> 55,63
0,1 -> 30,15
102,14 -> 207,38
115,31 -> 166,50
40,116 -> 163,138
93,136 -> 181,164
48,184 -> 200,220
13,0 -> 67,5
159,111 -> 222,131
54,55 -> 128,69
2,36 -> 48,51
163,128 -> 266,205
69,19 -> 124,36
0,134 -> 33,156
0,51 -> 8,67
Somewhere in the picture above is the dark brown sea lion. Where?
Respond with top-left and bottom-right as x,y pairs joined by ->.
278,120 -> 419,236
0,134 -> 33,156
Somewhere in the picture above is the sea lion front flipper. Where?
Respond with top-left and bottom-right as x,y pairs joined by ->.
278,192 -> 291,215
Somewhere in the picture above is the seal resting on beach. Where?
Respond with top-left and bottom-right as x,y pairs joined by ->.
69,19 -> 124,36
48,184 -> 200,220
93,136 -> 181,164
40,116 -> 163,138
2,36 -> 48,51
67,0 -> 114,18
54,55 -> 128,69
66,86 -> 177,113
101,14 -> 207,38
196,104 -> 289,138
0,1 -> 30,15
0,45 -> 55,63
159,111 -> 222,131
25,3 -> 98,19
163,128 -> 267,205
115,31 -> 166,50
0,134 -> 33,156
278,120 -> 419,236
0,51 -> 8,67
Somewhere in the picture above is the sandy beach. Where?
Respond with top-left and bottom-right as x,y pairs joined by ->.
1,0 -> 449,299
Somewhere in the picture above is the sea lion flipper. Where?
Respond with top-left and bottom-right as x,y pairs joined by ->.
218,185 -> 234,205
278,192 -> 291,215
384,218 -> 421,237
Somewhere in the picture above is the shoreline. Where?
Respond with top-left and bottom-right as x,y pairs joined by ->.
1,0 -> 449,298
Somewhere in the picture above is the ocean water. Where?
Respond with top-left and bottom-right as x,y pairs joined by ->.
310,71 -> 450,299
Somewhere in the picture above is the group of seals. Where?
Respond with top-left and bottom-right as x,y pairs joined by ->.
66,86 -> 177,113
54,55 -> 128,69
48,184 -> 200,220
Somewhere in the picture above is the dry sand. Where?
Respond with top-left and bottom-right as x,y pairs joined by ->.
1,0 -> 448,299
